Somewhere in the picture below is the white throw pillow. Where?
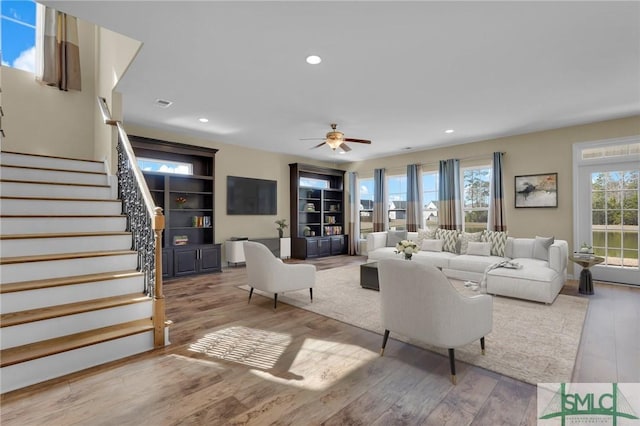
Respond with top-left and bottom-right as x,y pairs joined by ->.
421,239 -> 444,252
466,242 -> 492,256
416,228 -> 437,248
459,231 -> 483,254
533,236 -> 555,261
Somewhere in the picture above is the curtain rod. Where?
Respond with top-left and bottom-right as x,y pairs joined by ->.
353,152 -> 505,176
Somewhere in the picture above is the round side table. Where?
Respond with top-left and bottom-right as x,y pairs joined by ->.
569,254 -> 604,295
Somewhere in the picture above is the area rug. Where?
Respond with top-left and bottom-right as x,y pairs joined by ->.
239,264 -> 589,385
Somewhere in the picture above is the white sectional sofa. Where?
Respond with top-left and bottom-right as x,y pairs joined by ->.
366,231 -> 568,304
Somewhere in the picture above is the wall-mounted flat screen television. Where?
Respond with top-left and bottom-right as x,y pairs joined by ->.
227,176 -> 277,215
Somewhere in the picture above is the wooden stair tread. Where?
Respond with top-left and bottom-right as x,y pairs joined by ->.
0,250 -> 137,265
0,319 -> 154,368
0,150 -> 103,164
0,179 -> 110,189
0,214 -> 125,218
1,164 -> 107,176
1,231 -> 131,240
0,196 -> 118,202
0,270 -> 143,294
1,293 -> 151,327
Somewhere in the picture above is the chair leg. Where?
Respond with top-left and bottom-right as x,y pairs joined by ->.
380,329 -> 390,356
480,337 -> 485,355
248,287 -> 254,304
448,348 -> 457,385
310,288 -> 313,302
273,293 -> 278,310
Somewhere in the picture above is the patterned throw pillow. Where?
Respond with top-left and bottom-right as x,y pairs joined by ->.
482,230 -> 508,257
436,228 -> 460,253
459,231 -> 483,254
416,228 -> 437,249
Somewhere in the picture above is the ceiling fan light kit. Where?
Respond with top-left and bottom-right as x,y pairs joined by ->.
306,123 -> 372,152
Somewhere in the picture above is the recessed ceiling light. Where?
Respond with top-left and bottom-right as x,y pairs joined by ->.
306,55 -> 322,65
445,129 -> 455,134
338,151 -> 346,154
198,118 -> 209,123
154,99 -> 173,108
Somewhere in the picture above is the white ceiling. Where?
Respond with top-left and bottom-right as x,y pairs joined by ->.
45,1 -> 640,163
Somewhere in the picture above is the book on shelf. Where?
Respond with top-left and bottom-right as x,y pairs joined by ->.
324,226 -> 342,236
191,216 -> 212,227
173,235 -> 189,246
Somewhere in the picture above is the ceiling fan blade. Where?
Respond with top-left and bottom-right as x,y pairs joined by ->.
344,138 -> 372,144
300,137 -> 325,141
312,141 -> 327,149
339,143 -> 352,152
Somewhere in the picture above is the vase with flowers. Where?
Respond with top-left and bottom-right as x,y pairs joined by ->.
176,196 -> 187,209
275,219 -> 288,238
395,240 -> 419,260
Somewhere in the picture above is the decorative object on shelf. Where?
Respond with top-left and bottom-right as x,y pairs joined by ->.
579,242 -> 593,254
395,240 -> 418,260
176,195 -> 187,208
275,218 -> 288,238
514,173 -> 558,208
329,204 -> 337,212
305,203 -> 316,212
173,235 -> 189,246
303,226 -> 311,236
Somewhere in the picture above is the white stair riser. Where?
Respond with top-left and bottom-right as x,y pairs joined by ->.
0,275 -> 145,313
0,216 -> 127,235
1,181 -> 112,200
1,301 -> 152,350
0,331 -> 154,394
1,153 -> 105,174
0,166 -> 109,186
1,235 -> 132,257
0,253 -> 138,284
0,199 -> 122,215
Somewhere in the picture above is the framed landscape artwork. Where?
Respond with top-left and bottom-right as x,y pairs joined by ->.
514,173 -> 558,208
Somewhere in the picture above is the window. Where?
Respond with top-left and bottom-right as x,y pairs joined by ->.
137,157 -> 193,175
387,174 -> 407,230
422,171 -> 438,228
462,167 -> 491,232
359,178 -> 374,239
299,177 -> 329,189
1,0 -> 36,72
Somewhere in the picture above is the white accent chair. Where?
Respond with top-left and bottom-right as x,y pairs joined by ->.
243,241 -> 316,310
377,258 -> 493,384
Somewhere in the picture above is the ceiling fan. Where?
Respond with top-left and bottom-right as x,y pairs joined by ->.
302,123 -> 372,152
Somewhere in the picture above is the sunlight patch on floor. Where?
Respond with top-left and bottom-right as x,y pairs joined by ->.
188,326 -> 292,370
250,338 -> 379,391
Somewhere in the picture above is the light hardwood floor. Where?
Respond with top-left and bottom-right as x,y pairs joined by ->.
1,255 -> 638,425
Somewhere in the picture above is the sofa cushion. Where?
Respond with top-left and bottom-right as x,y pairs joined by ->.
533,236 -> 555,261
436,228 -> 460,253
421,239 -> 444,252
449,254 -> 506,274
467,241 -> 492,256
386,230 -> 407,247
412,251 -> 457,269
482,230 -> 508,257
416,228 -> 437,248
488,258 -> 559,283
459,231 -> 483,254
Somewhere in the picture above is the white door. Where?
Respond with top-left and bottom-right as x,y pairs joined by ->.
574,138 -> 639,285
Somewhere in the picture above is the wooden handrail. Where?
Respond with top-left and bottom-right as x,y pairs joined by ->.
97,97 -> 166,348
97,98 -> 157,219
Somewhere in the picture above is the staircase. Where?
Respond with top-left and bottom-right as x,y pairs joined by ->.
0,151 -> 156,394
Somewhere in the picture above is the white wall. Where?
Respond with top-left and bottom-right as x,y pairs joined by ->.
2,19 -> 96,159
